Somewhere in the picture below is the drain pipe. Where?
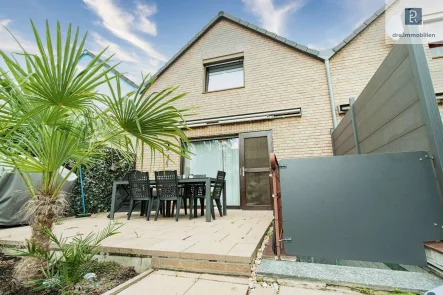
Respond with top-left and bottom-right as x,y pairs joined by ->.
325,59 -> 338,128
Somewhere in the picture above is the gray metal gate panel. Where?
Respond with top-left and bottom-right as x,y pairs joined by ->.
280,151 -> 443,266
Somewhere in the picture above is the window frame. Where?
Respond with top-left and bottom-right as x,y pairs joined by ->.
429,42 -> 443,59
204,58 -> 245,93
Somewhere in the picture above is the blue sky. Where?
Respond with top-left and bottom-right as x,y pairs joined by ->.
0,0 -> 385,85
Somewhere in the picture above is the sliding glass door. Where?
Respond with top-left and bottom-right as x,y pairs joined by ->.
183,138 -> 240,206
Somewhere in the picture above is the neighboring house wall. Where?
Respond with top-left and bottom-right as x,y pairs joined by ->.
140,19 -> 333,172
329,13 -> 393,122
332,44 -> 430,155
330,11 -> 443,121
425,45 -> 443,95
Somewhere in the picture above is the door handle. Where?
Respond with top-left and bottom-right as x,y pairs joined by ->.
242,167 -> 245,177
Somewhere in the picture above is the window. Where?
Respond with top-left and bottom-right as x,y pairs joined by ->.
429,42 -> 443,58
183,138 -> 240,206
205,59 -> 244,92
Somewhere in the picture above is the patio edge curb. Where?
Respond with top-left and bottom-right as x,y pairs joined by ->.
101,269 -> 154,295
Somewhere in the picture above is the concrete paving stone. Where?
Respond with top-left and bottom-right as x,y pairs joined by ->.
181,240 -> 238,261
185,279 -> 248,295
118,273 -> 196,295
151,230 -> 194,240
279,286 -> 348,295
147,239 -> 197,257
277,279 -> 326,290
184,233 -> 228,243
226,243 -> 258,263
200,273 -> 250,284
109,238 -> 164,254
258,260 -> 443,293
252,287 -> 277,295
155,269 -> 202,279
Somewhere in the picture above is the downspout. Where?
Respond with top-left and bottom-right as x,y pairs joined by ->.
325,59 -> 338,128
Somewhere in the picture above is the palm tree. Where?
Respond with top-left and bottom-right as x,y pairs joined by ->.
0,21 -> 190,280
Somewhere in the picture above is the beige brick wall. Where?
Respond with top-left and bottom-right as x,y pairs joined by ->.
425,45 -> 443,95
329,13 -> 393,123
330,12 -> 443,122
139,19 -> 333,172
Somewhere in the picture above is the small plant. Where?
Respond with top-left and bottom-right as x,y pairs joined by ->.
14,222 -> 123,292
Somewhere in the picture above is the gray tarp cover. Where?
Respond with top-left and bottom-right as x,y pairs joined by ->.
0,166 -> 77,226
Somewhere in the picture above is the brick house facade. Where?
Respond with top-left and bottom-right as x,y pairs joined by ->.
139,6 -> 443,209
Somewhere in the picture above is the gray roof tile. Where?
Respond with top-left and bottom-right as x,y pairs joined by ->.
265,31 -> 277,38
239,20 -> 249,26
285,40 -> 297,47
343,33 -> 357,44
275,35 -> 286,43
256,27 -> 267,34
353,23 -> 367,35
247,23 -> 258,30
333,41 -> 346,52
364,13 -> 378,25
295,44 -> 308,52
374,4 -> 387,16
307,48 -> 320,56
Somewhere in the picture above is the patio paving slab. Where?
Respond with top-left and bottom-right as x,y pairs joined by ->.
0,210 -> 273,275
257,260 -> 443,293
117,270 -> 356,295
118,270 -> 249,295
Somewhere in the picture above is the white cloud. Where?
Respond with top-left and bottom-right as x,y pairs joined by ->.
0,18 -> 37,53
307,38 -> 341,51
83,0 -> 167,62
90,32 -> 140,63
242,0 -> 304,35
135,1 -> 157,35
341,0 -> 385,28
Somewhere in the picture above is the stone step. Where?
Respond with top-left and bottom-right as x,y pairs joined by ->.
152,256 -> 251,276
257,260 -> 443,293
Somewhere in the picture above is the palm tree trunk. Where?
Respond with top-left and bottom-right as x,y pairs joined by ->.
14,194 -> 61,281
30,195 -> 56,252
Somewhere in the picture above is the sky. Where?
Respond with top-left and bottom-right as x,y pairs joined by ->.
0,0 -> 386,86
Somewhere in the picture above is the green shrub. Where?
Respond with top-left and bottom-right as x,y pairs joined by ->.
14,222 -> 123,292
68,148 -> 135,215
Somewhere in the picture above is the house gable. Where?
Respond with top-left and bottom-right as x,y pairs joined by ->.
150,11 -> 323,82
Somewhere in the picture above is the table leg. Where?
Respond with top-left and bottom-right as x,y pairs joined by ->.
110,182 -> 117,220
223,180 -> 227,216
205,179 -> 211,222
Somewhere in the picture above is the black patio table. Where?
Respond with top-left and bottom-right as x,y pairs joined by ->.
109,177 -> 227,222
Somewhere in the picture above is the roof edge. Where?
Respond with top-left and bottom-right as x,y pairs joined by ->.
148,11 -> 324,84
328,4 -> 389,58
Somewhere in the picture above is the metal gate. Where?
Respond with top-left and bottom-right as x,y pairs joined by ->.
279,151 -> 443,266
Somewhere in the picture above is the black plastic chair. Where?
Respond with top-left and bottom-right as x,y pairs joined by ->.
127,171 -> 153,221
194,171 -> 225,220
154,170 -> 182,221
181,175 -> 206,219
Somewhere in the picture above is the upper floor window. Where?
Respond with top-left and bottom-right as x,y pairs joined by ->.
205,59 -> 244,92
429,42 -> 443,59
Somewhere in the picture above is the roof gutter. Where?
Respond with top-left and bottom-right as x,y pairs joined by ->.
325,59 -> 338,128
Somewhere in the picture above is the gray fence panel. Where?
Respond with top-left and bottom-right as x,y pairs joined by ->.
372,125 -> 431,154
359,101 -> 425,154
280,152 -> 443,266
357,79 -> 418,143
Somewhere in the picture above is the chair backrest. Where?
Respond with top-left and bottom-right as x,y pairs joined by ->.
155,170 -> 179,200
212,171 -> 226,200
128,170 -> 151,200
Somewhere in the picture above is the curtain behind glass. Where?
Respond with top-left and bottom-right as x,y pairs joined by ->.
184,138 -> 240,206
